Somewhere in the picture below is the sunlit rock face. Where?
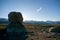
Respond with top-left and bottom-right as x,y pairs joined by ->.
49,27 -> 55,32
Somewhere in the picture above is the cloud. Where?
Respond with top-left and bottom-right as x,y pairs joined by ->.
37,7 -> 42,12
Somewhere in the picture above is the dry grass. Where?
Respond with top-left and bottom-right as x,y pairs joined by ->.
0,24 -> 60,40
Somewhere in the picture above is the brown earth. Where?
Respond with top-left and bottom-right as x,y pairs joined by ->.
0,24 -> 59,40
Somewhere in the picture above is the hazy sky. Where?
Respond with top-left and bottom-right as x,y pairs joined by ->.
0,0 -> 60,21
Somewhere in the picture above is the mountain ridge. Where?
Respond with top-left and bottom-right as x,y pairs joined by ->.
0,18 -> 60,24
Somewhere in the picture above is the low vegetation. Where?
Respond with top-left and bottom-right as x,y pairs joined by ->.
0,24 -> 60,40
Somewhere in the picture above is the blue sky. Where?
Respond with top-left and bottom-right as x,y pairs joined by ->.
0,0 -> 60,21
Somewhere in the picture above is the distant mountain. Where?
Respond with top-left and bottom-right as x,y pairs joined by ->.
23,21 -> 48,24
24,21 -> 60,24
46,21 -> 60,24
0,18 -> 9,24
0,18 -> 60,24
